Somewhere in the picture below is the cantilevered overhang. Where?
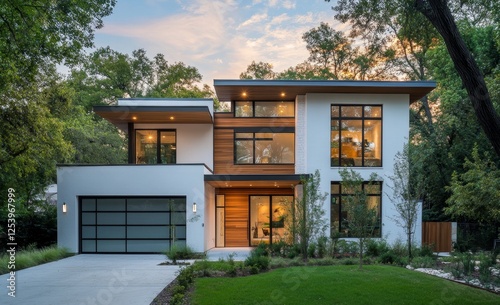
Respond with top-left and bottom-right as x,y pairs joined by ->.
214,79 -> 436,103
205,174 -> 306,189
94,105 -> 213,131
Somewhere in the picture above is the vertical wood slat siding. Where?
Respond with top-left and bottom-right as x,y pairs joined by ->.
213,129 -> 295,175
219,188 -> 294,247
422,222 -> 452,252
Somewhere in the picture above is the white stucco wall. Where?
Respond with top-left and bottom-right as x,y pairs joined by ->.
57,164 -> 207,253
135,123 -> 213,170
204,183 -> 216,250
301,93 -> 421,245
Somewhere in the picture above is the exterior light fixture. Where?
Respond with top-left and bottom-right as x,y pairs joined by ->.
132,116 -> 137,120
170,116 -> 175,120
62,202 -> 67,213
192,202 -> 197,213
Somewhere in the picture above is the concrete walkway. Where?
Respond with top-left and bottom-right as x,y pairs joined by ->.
0,254 -> 179,305
206,247 -> 252,261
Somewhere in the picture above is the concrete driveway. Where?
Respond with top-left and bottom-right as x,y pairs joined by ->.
0,254 -> 180,305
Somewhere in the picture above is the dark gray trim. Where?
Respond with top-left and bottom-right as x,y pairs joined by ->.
204,174 -> 306,182
93,105 -> 211,113
214,79 -> 437,88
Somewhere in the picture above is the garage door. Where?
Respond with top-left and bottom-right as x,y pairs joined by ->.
80,197 -> 186,253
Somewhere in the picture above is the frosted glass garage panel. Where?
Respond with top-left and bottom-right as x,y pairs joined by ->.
127,198 -> 169,211
97,213 -> 125,225
81,226 -> 96,238
173,226 -> 186,239
97,240 -> 125,252
127,226 -> 169,238
127,240 -> 169,253
81,213 -> 96,225
96,198 -> 126,211
81,199 -> 96,211
81,240 -> 96,252
97,226 -> 126,238
171,212 -> 186,225
128,212 -> 169,225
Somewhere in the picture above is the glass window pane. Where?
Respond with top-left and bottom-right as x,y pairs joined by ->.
127,226 -> 169,238
235,101 -> 253,117
341,106 -> 363,117
340,120 -> 361,166
331,183 -> 340,194
127,240 -> 169,253
136,130 -> 157,164
331,105 -> 340,117
365,183 -> 382,194
127,198 -> 169,211
171,198 -> 186,211
363,120 -> 382,166
97,240 -> 125,252
255,101 -> 294,117
81,199 -> 96,211
364,106 -> 382,117
174,226 -> 187,238
82,240 -> 96,252
235,133 -> 253,139
97,213 -> 126,225
97,198 -> 126,211
128,212 -> 169,225
235,140 -> 254,164
331,195 -> 340,236
82,213 -> 96,225
160,131 -> 176,164
97,226 -> 126,238
82,226 -> 96,238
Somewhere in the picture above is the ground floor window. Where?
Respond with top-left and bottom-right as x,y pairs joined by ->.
80,196 -> 186,253
331,182 -> 382,237
250,195 -> 292,246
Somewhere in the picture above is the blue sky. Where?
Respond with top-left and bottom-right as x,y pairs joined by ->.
93,0 -> 345,85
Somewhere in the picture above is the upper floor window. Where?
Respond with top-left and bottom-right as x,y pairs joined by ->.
136,130 -> 176,164
235,129 -> 294,164
331,105 -> 382,167
235,101 -> 295,117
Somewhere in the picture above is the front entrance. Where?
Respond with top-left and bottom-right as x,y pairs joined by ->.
215,188 -> 293,247
249,195 -> 292,246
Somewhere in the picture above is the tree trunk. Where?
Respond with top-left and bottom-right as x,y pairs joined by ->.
415,0 -> 500,157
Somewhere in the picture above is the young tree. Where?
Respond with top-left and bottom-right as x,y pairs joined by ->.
387,144 -> 422,259
339,169 -> 380,270
288,170 -> 328,261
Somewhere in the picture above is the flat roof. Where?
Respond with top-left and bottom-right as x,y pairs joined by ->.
94,105 -> 213,131
214,79 -> 436,103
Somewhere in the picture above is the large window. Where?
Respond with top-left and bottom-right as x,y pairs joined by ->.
331,182 -> 382,238
235,101 -> 295,117
136,130 -> 176,164
331,105 -> 382,167
235,129 -> 294,164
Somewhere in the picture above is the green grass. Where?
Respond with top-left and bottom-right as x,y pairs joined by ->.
192,265 -> 499,305
0,246 -> 72,275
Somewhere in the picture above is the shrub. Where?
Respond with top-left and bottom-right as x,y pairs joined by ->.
415,244 -> 434,258
176,266 -> 195,288
410,256 -> 436,269
478,252 -> 493,284
379,251 -> 397,265
365,239 -> 390,257
164,245 -> 202,264
308,242 -> 317,258
0,245 -> 70,275
317,236 -> 328,258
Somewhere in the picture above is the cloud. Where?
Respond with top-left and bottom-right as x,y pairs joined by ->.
238,13 -> 268,29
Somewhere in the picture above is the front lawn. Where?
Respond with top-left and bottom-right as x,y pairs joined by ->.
192,265 -> 499,305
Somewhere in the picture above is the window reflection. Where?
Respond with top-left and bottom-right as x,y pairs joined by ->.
235,132 -> 294,164
136,130 -> 176,164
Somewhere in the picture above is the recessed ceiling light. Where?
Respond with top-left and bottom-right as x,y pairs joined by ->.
170,116 -> 175,120
242,92 -> 247,97
281,92 -> 285,97
132,116 -> 137,120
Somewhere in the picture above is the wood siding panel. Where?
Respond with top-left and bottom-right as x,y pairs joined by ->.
214,116 -> 295,128
213,129 -> 295,175
219,188 -> 294,247
422,222 -> 452,252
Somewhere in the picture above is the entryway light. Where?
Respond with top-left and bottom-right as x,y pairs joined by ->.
192,202 -> 197,213
62,202 -> 67,213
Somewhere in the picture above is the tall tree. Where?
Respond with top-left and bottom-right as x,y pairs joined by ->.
239,61 -> 276,79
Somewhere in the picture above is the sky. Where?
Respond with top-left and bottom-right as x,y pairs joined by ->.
92,0 -> 345,86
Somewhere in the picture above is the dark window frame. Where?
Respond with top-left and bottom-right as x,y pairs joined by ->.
234,127 -> 295,165
330,182 -> 382,238
135,129 -> 176,164
331,104 -> 383,167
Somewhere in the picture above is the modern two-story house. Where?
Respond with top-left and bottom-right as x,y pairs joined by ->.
57,79 -> 435,253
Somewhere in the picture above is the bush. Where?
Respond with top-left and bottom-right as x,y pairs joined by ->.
317,236 -> 328,258
410,256 -> 436,269
176,266 -> 195,288
164,245 -> 203,264
0,245 -> 71,275
366,239 -> 390,257
308,242 -> 317,258
379,251 -> 397,265
245,246 -> 270,271
415,244 -> 435,258
478,252 -> 493,284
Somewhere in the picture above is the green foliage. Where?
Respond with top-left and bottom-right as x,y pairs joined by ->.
445,146 -> 500,224
409,256 -> 436,269
164,245 -> 202,264
0,246 -> 71,274
244,247 -> 270,272
365,239 -> 391,257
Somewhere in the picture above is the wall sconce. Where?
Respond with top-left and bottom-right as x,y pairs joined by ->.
192,202 -> 197,213
62,202 -> 67,213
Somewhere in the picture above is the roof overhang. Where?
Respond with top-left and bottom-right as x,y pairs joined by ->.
205,174 -> 305,188
94,105 -> 213,131
214,79 -> 436,103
